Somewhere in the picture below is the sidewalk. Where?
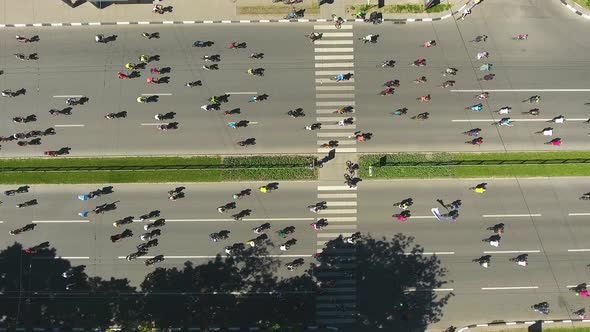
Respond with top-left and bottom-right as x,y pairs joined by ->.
0,0 -> 466,25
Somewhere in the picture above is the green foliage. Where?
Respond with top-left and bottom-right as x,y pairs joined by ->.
572,0 -> 590,9
359,153 -> 590,179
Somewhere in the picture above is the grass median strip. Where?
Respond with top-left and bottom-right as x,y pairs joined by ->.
0,156 -> 315,184
359,152 -> 590,179
348,3 -> 452,14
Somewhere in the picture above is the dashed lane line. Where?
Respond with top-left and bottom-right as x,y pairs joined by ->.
133,217 -> 315,222
406,288 -> 454,292
483,250 -> 541,254
117,254 -> 313,259
569,213 -> 590,216
482,214 -> 541,217
34,220 -> 89,223
481,286 -> 539,290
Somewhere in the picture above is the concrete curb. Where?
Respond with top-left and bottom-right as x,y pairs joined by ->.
559,0 -> 590,19
457,318 -> 590,331
0,4 -> 468,28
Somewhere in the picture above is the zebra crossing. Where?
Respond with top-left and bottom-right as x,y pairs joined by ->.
313,24 -> 356,154
314,184 -> 358,326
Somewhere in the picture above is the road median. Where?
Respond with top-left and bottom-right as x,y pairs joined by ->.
0,156 -> 315,184
359,152 -> 590,179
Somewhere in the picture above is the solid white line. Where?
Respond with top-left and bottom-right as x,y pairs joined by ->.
316,132 -> 355,138
315,48 -> 354,53
568,249 -> 590,252
225,92 -> 257,95
404,252 -> 455,255
315,78 -> 355,84
476,324 -> 489,327
315,55 -> 354,60
452,89 -> 590,92
482,214 -> 541,217
314,25 -> 353,30
319,124 -> 356,130
314,40 -> 354,45
483,250 -> 540,254
325,225 -> 358,230
317,209 -> 357,215
481,286 -> 538,290
316,94 -> 355,99
315,70 -> 355,76
315,63 -> 355,68
324,217 -> 357,222
452,119 -> 587,122
411,215 -> 436,219
55,124 -> 85,128
318,185 -> 357,191
53,95 -> 84,98
316,86 -> 355,91
406,288 -> 454,292
317,101 -> 355,106
568,213 -> 590,216
33,220 -> 89,223
317,232 -> 355,238
320,32 -> 354,37
317,140 -> 356,145
318,193 -> 357,199
318,148 -> 357,153
141,93 -> 172,96
134,218 -> 314,222
57,256 -> 89,259
325,201 -> 357,206
117,254 -> 312,259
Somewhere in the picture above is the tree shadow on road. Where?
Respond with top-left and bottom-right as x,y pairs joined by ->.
319,233 -> 452,331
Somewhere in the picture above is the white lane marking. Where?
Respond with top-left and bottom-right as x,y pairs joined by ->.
225,92 -> 257,95
411,215 -> 436,219
323,217 -> 357,222
55,124 -> 85,127
33,220 -> 89,223
315,48 -> 354,53
31,256 -> 90,260
476,324 -> 489,327
317,232 -> 355,238
51,23 -> 64,26
567,285 -> 587,288
325,201 -> 357,206
116,21 -> 130,25
88,22 -> 101,26
71,23 -> 82,26
318,147 -> 357,153
317,101 -> 355,106
452,89 -> 590,92
404,252 -> 455,255
315,78 -> 355,84
568,213 -> 590,216
319,124 -> 356,130
406,288 -> 454,292
317,140 -> 357,145
316,70 -> 355,76
483,250 -> 540,254
0,221 -> 4,224
314,25 -> 353,30
316,94 -> 355,99
14,24 -> 27,27
53,95 -> 84,98
118,254 -> 312,259
481,286 -> 539,290
482,214 -> 541,217
134,217 -> 315,222
315,62 -> 355,68
138,21 -> 151,24
325,225 -> 358,230
315,55 -> 354,60
182,20 -> 195,24
317,209 -> 357,214
141,93 -> 172,96
318,193 -> 357,199
316,132 -> 355,138
568,249 -> 590,252
452,119 -> 587,122
314,40 -> 354,45
320,32 -> 354,37
316,86 -> 355,91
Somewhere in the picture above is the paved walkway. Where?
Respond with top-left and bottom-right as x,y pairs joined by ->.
0,0 -> 466,25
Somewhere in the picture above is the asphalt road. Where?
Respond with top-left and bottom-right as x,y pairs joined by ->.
359,178 -> 590,329
0,182 -> 319,286
1,0 -> 589,157
4,178 -> 590,329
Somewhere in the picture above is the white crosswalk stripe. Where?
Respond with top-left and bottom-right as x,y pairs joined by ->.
314,24 -> 358,323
